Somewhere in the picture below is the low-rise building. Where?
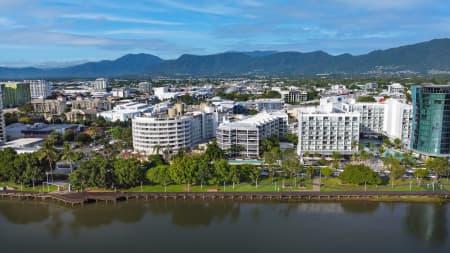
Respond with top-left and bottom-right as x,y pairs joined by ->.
154,86 -> 179,100
31,97 -> 67,120
251,98 -> 284,111
216,111 -> 288,158
19,123 -> 83,138
98,102 -> 153,122
1,138 -> 44,154
66,109 -> 98,122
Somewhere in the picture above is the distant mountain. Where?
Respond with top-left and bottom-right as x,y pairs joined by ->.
1,39 -> 450,79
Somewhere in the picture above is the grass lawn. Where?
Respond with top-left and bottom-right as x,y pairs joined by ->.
319,177 -> 449,192
125,177 -> 313,192
0,182 -> 59,192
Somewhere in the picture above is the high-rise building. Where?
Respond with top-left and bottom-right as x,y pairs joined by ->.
216,111 -> 288,158
132,107 -> 218,155
348,102 -> 385,135
383,99 -> 412,148
26,80 -> 52,99
410,85 -> 450,157
138,81 -> 152,94
0,88 -> 6,144
92,78 -> 110,92
1,82 -> 31,107
297,107 -> 360,156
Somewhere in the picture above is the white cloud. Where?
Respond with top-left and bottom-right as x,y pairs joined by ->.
60,13 -> 182,25
155,0 -> 238,15
333,0 -> 427,10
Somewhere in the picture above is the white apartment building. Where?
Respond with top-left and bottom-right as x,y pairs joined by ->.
138,81 -> 152,94
251,98 -> 284,111
154,86 -> 179,100
297,105 -> 360,156
348,101 -> 385,135
92,78 -> 110,92
0,89 -> 6,144
26,80 -> 52,99
111,88 -> 130,98
98,102 -> 152,122
132,109 -> 218,155
383,99 -> 412,148
387,83 -> 404,94
216,111 -> 288,158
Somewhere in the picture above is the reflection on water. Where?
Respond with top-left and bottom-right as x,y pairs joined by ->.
405,204 -> 448,246
0,200 -> 448,252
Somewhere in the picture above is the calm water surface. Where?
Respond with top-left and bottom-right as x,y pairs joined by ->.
0,200 -> 449,253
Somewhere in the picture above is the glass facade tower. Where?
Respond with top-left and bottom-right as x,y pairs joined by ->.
410,85 -> 450,157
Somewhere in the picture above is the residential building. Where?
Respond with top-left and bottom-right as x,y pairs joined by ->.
138,81 -> 152,94
410,85 -> 450,157
383,99 -> 412,148
251,98 -> 284,111
0,138 -> 44,154
275,88 -> 307,104
26,80 -> 52,99
111,87 -> 130,98
216,111 -> 288,158
71,96 -> 112,111
297,105 -> 360,156
31,96 -> 67,120
388,83 -> 404,94
132,107 -> 218,155
348,101 -> 385,135
98,102 -> 152,122
1,82 -> 31,107
92,78 -> 110,92
154,86 -> 179,100
66,109 -> 98,122
0,89 -> 6,144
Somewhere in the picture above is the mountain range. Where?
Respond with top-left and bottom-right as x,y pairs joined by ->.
1,39 -> 450,79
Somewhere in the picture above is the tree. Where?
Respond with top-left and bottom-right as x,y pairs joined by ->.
63,129 -> 75,142
378,146 -> 386,155
246,165 -> 260,189
263,147 -> 281,176
68,154 -> 110,189
357,96 -> 376,103
113,158 -> 143,188
282,133 -> 298,145
393,138 -> 402,149
213,159 -> 231,189
339,164 -> 381,185
321,167 -> 333,178
383,138 -> 392,147
0,148 -> 18,182
414,169 -> 428,185
204,140 -> 225,161
229,165 -> 241,190
195,155 -> 211,189
38,139 -> 58,182
425,157 -> 449,179
147,154 -> 166,167
281,150 -> 300,185
60,143 -> 76,173
74,132 -> 92,144
146,165 -> 171,192
383,156 -> 405,187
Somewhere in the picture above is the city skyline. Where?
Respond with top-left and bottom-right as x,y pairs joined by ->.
0,0 -> 450,67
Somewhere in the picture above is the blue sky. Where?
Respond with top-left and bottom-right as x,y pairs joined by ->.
0,0 -> 449,67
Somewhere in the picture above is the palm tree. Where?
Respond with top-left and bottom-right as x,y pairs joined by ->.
61,143 -> 76,172
39,139 -> 58,183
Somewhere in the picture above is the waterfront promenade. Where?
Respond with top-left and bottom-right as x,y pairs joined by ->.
1,190 -> 449,206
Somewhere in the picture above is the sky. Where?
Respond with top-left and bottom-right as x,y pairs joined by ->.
0,0 -> 449,67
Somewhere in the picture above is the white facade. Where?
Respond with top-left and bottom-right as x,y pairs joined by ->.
383,99 -> 412,147
111,88 -> 130,98
138,81 -> 152,94
216,111 -> 288,158
0,89 -> 6,144
132,111 -> 217,155
27,80 -> 52,99
154,86 -> 179,100
98,102 -> 152,122
297,109 -> 360,156
387,83 -> 404,94
252,98 -> 284,111
92,78 -> 110,92
348,102 -> 385,135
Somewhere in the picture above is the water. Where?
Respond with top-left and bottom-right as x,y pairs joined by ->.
0,200 -> 449,253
